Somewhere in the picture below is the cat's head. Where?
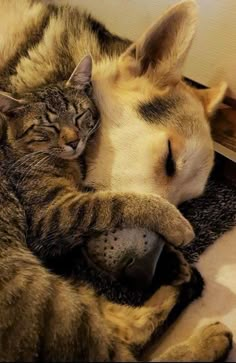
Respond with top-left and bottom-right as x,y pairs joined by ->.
0,55 -> 100,160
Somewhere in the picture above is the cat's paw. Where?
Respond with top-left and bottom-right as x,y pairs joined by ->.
192,322 -> 233,361
145,285 -> 179,309
148,195 -> 195,247
160,208 -> 195,247
168,246 -> 192,285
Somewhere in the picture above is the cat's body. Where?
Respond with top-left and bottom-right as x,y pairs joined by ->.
0,0 -> 233,361
0,143 -> 232,362
1,115 -> 226,362
0,136 -> 170,361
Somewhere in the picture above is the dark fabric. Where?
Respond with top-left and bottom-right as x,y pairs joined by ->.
181,175 -> 236,263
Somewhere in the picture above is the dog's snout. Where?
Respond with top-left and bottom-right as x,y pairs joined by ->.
124,257 -> 135,269
84,229 -> 165,289
122,244 -> 164,289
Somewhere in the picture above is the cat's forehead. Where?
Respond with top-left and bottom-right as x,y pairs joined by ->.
33,86 -> 68,111
32,85 -> 84,113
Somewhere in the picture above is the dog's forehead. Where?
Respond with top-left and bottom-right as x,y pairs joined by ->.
138,94 -> 181,124
137,90 -> 205,137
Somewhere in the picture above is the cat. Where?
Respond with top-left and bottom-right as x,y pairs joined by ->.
0,0 -> 232,361
0,64 -> 192,266
0,115 -> 208,361
0,48 -> 195,265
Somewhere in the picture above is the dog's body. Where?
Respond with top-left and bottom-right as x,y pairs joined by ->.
0,0 -> 232,361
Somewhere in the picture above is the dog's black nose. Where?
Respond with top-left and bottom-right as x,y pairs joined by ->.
121,244 -> 163,288
84,228 -> 165,289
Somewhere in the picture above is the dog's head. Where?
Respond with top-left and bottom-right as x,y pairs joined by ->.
90,0 -> 226,205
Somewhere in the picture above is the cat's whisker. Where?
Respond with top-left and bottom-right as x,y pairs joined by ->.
7,158 -> 36,179
6,151 -> 50,175
16,155 -> 51,189
88,121 -> 101,137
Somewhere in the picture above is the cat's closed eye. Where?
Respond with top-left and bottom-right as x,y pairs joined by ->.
73,111 -> 88,127
17,124 -> 35,139
27,135 -> 50,143
44,124 -> 60,134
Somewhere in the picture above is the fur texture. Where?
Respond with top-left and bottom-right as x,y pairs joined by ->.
0,0 -> 232,361
0,143 -> 208,361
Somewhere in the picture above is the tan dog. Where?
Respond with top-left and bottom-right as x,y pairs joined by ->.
83,0 -> 227,284
86,2 -> 226,205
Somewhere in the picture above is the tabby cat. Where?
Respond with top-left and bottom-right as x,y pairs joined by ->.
0,68 -> 194,262
1,116 -> 202,361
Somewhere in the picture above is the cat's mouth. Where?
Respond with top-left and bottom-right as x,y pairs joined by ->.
59,123 -> 99,160
60,139 -> 86,160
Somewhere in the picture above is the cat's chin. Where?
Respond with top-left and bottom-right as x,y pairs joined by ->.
59,142 -> 86,160
59,152 -> 79,161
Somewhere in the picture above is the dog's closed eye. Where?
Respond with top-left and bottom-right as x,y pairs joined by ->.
165,140 -> 176,177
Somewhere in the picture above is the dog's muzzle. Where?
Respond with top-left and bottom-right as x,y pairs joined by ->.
83,228 -> 165,288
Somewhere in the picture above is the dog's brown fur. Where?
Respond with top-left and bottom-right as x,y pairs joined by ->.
0,0 -> 232,361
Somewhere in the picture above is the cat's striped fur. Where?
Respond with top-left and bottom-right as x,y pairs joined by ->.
0,148 -> 231,362
0,126 -> 185,361
0,0 -> 232,361
0,115 -> 207,361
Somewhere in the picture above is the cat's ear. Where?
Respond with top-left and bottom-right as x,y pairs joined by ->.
195,82 -> 227,117
0,91 -> 24,113
67,55 -> 92,89
119,0 -> 198,86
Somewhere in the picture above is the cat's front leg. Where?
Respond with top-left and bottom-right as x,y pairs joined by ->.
131,193 -> 194,247
84,191 -> 194,248
28,187 -> 194,259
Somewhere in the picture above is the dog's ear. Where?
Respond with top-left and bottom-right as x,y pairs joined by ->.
195,82 -> 227,117
120,0 -> 198,86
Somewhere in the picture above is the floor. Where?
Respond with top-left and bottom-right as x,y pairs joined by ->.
148,226 -> 236,361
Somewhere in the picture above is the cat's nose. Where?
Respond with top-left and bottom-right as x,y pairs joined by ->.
60,126 -> 80,149
66,140 -> 78,150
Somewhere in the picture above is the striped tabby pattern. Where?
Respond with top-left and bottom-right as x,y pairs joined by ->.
0,114 -> 193,361
0,0 -> 232,361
